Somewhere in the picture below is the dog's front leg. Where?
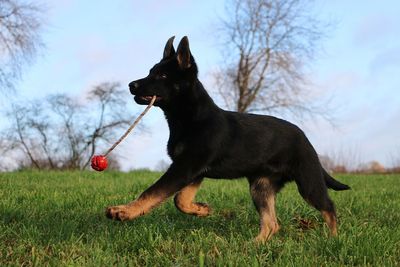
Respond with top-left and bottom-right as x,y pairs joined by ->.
106,162 -> 200,221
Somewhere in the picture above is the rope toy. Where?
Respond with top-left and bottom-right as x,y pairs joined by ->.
91,96 -> 156,171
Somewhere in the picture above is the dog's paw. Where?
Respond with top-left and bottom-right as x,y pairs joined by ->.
254,231 -> 275,243
254,234 -> 270,244
254,223 -> 280,243
193,202 -> 212,217
105,205 -> 133,221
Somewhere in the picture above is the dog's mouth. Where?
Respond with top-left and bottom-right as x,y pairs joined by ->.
140,96 -> 162,102
135,95 -> 163,104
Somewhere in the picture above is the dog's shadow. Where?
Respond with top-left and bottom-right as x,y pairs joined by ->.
1,205 -> 260,245
108,206 -> 260,241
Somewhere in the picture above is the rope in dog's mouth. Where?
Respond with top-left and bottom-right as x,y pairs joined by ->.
141,95 -> 161,102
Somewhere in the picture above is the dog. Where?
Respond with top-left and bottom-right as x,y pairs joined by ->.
106,36 -> 350,242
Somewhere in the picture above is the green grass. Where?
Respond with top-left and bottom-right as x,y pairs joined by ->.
1,171 -> 399,266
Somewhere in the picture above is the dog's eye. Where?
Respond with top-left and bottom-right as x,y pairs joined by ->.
159,74 -> 167,79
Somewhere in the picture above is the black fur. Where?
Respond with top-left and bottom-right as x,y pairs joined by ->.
127,36 -> 350,236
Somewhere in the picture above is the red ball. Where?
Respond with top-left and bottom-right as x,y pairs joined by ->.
91,155 -> 108,171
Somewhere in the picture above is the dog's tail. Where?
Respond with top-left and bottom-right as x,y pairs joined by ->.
323,169 -> 351,191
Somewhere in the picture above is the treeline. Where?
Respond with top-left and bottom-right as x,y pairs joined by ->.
320,155 -> 400,174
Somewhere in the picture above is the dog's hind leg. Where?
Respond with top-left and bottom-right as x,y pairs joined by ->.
295,167 -> 338,236
248,177 -> 280,242
174,177 -> 211,217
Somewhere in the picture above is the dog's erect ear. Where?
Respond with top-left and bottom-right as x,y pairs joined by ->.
176,36 -> 192,69
163,36 -> 175,59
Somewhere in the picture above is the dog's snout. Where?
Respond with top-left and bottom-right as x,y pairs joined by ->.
130,81 -> 138,88
129,81 -> 139,94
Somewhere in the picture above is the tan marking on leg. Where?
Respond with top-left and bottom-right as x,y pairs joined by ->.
249,177 -> 280,243
174,179 -> 210,217
106,173 -> 184,221
255,194 -> 280,243
322,210 -> 338,236
106,193 -> 166,221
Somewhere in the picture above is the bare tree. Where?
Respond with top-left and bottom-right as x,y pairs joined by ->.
320,145 -> 363,174
2,82 -> 134,170
5,103 -> 43,168
215,0 -> 328,118
0,0 -> 44,91
48,94 -> 82,169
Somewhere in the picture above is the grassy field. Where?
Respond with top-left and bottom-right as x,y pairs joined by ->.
1,171 -> 399,266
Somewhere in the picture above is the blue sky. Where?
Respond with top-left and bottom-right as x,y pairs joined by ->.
3,0 -> 400,170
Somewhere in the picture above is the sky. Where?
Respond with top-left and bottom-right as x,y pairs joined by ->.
2,0 -> 400,170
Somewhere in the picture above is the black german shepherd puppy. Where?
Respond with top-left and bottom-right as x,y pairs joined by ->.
106,36 -> 350,241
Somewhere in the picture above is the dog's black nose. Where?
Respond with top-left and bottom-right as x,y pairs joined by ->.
129,81 -> 139,94
129,81 -> 139,89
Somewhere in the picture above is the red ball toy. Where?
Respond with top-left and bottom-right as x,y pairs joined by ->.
91,155 -> 108,171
